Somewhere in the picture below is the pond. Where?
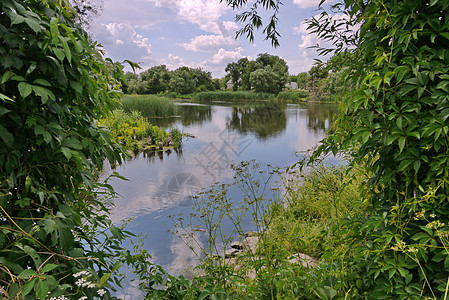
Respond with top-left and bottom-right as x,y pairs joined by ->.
105,100 -> 339,298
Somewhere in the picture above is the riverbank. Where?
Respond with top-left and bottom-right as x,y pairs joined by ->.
152,162 -> 369,299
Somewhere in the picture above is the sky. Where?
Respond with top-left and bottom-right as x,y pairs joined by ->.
89,0 -> 331,78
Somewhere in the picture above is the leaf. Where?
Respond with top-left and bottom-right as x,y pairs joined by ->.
398,137 -> 406,152
41,263 -> 58,273
36,280 -> 49,300
32,79 -> 51,87
111,261 -> 123,272
18,269 -> 37,279
39,218 -> 56,234
50,17 -> 59,45
61,147 -> 72,160
0,93 -> 14,102
100,273 -> 111,287
18,82 -> 32,98
1,70 -> 13,84
21,278 -> 37,297
0,125 -> 14,147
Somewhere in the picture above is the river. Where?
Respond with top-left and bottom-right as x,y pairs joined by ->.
106,100 -> 338,298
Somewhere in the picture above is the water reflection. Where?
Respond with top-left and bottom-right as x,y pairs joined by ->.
150,103 -> 212,128
227,102 -> 287,140
109,101 -> 339,297
300,102 -> 338,133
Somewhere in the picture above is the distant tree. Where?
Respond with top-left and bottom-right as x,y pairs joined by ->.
169,68 -> 196,94
140,65 -> 170,94
250,67 -> 277,93
297,72 -> 309,89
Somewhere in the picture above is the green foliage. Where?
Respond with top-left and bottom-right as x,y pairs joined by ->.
225,53 -> 289,93
122,65 -> 217,95
276,90 -> 308,102
224,0 -> 449,298
0,1 -> 164,298
99,109 -> 182,151
195,91 -> 274,101
121,94 -> 180,118
306,0 -> 449,297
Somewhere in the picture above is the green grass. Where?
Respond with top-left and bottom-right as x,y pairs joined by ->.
121,94 -> 180,118
275,90 -> 309,102
266,164 -> 368,258
195,91 -> 275,101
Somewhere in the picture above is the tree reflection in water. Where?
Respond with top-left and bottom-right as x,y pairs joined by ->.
227,102 -> 287,140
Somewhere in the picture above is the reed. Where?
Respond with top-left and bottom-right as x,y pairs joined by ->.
195,91 -> 275,101
121,94 -> 180,118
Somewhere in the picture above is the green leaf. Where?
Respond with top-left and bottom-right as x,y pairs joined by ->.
18,82 -> 33,98
41,263 -> 58,273
33,86 -> 55,104
60,37 -> 72,63
32,79 -> 51,87
39,218 -> 56,234
100,273 -> 111,287
398,137 -> 406,152
36,280 -> 49,300
111,261 -> 123,272
0,125 -> 14,147
1,70 -> 13,84
61,147 -> 72,160
50,17 -> 59,45
18,269 -> 37,279
21,278 -> 37,297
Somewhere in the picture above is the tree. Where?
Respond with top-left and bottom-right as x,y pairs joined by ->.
0,1 -> 143,298
140,64 -> 170,94
249,67 -> 277,93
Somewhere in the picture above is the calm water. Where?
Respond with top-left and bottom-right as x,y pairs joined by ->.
106,100 -> 338,298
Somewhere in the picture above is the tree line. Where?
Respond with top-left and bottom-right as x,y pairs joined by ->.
123,65 -> 220,95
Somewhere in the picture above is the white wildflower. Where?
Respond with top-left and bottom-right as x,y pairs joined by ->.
97,289 -> 106,296
75,278 -> 86,287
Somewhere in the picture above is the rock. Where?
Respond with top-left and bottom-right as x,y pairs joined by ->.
244,231 -> 258,237
225,248 -> 240,258
242,236 -> 259,254
230,241 -> 243,250
288,253 -> 319,268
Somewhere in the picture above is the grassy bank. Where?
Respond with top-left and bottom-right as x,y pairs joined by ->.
99,109 -> 182,152
121,94 -> 180,118
148,162 -> 369,299
275,90 -> 309,102
195,90 -> 275,101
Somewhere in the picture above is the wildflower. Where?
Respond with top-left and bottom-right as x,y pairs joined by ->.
97,289 -> 106,296
414,209 -> 425,220
87,282 -> 97,288
408,247 -> 418,253
73,270 -> 90,278
75,278 -> 86,287
430,214 -> 436,218
79,297 -> 88,300
426,220 -> 445,230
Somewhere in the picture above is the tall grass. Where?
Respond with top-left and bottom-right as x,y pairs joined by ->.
275,90 -> 309,102
121,95 -> 180,118
195,91 -> 275,101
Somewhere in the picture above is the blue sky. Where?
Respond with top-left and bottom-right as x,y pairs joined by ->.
90,0 -> 333,78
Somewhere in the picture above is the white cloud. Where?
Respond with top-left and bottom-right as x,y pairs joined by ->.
176,0 -> 229,34
211,47 -> 245,64
92,22 -> 152,62
293,0 -> 322,8
180,35 -> 237,52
